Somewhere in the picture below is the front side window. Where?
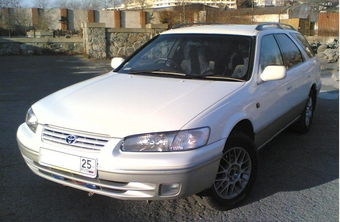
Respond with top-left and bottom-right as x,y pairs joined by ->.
259,35 -> 283,72
117,34 -> 253,81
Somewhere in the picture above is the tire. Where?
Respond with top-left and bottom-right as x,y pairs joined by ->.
290,90 -> 316,134
195,131 -> 258,211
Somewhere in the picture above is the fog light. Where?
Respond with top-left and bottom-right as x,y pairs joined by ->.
159,183 -> 180,196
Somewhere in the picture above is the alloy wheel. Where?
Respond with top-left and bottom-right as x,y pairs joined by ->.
214,147 -> 252,199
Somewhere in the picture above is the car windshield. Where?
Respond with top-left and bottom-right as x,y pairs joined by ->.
117,34 -> 252,81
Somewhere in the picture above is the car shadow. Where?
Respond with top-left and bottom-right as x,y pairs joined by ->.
240,92 -> 339,208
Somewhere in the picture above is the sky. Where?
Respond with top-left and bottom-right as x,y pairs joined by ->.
21,0 -> 34,7
19,0 -> 335,8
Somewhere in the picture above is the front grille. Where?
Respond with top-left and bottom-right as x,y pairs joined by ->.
42,125 -> 110,151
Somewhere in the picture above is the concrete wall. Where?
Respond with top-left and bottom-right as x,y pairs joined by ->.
99,11 -> 115,28
121,11 -> 142,28
17,8 -> 33,27
1,7 -> 155,32
73,10 -> 88,30
48,8 -> 62,30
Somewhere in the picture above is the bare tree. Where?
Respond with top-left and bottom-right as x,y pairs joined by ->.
13,7 -> 32,33
122,0 -> 152,10
53,0 -> 69,8
103,0 -> 121,9
59,0 -> 104,10
122,0 -> 134,9
32,0 -> 53,9
0,0 -> 22,8
137,0 -> 151,10
0,8 -> 15,37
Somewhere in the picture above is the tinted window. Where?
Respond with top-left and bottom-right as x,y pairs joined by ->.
117,34 -> 252,80
259,35 -> 283,71
291,33 -> 315,58
275,34 -> 303,69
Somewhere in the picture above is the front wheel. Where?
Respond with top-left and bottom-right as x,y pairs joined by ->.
195,132 -> 258,211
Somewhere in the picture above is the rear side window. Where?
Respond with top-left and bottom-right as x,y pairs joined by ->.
290,33 -> 315,58
275,34 -> 303,70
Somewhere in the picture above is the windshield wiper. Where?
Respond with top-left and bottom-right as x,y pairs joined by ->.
128,70 -> 186,76
185,75 -> 245,82
127,70 -> 245,82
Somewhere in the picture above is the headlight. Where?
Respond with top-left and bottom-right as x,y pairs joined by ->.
26,108 -> 38,133
121,127 -> 210,152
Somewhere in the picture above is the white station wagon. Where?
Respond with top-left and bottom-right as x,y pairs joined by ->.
17,23 -> 321,211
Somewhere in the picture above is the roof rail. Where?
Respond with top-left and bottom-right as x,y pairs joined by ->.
256,23 -> 296,31
171,23 -> 223,29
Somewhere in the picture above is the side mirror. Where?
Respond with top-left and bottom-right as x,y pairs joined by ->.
260,66 -> 286,81
111,57 -> 125,70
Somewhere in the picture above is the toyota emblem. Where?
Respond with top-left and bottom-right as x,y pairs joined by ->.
66,135 -> 77,144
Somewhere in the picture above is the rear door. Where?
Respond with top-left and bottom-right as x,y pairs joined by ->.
252,32 -> 307,147
274,33 -> 312,111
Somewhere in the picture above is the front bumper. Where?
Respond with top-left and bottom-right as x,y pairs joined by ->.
17,123 -> 224,200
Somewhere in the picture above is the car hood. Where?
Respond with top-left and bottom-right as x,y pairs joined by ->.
33,73 -> 243,137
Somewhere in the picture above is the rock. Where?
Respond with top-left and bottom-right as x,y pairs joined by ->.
317,43 -> 327,53
312,38 -> 339,63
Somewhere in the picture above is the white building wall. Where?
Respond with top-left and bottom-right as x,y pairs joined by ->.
253,14 -> 280,22
254,0 -> 285,7
152,0 -> 237,9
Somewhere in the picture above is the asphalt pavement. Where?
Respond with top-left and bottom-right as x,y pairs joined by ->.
0,55 -> 338,222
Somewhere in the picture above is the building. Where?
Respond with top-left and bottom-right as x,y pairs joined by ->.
253,0 -> 285,7
152,0 -> 237,9
109,0 -> 290,10
109,0 -> 237,10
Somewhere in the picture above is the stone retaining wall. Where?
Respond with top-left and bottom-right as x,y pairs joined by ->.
1,25 -> 335,59
0,23 -> 168,57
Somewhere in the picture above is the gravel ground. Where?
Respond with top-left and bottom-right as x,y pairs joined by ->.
0,55 -> 338,222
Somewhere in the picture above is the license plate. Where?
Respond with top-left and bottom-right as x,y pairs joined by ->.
39,148 -> 97,178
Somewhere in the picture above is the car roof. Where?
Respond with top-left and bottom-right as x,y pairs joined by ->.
161,23 -> 297,36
